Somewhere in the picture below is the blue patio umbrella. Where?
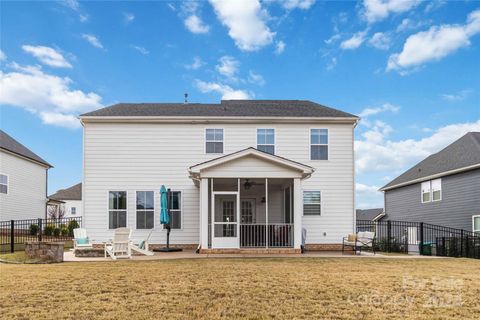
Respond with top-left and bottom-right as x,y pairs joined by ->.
160,185 -> 170,225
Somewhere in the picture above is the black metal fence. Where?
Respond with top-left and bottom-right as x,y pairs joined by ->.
357,220 -> 480,259
0,217 -> 82,253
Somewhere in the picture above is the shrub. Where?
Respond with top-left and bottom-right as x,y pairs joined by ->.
53,228 -> 61,237
29,224 -> 39,236
44,224 -> 55,236
67,220 -> 80,237
61,226 -> 69,236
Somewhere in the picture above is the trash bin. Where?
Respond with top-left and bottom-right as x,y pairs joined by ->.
422,242 -> 433,256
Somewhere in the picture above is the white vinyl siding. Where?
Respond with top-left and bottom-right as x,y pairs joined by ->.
303,191 -> 321,215
0,174 -> 8,194
136,191 -> 154,229
0,150 -> 47,221
310,129 -> 328,160
83,122 -> 354,245
205,129 -> 224,154
257,129 -> 275,155
473,216 -> 480,234
421,179 -> 442,203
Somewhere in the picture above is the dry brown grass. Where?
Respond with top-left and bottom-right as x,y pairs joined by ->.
1,257 -> 479,319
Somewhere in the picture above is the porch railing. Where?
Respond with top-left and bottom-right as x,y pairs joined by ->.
240,223 -> 293,248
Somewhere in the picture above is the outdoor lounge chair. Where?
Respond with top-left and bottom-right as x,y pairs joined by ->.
104,228 -> 132,260
73,228 -> 93,251
342,231 -> 376,255
130,229 -> 154,256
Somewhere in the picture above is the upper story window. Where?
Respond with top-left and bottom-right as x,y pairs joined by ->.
473,216 -> 480,234
257,128 -> 275,155
136,191 -> 154,229
303,191 -> 321,215
421,179 -> 442,203
0,174 -> 8,194
310,129 -> 328,160
206,129 -> 224,154
71,207 -> 76,215
109,191 -> 127,229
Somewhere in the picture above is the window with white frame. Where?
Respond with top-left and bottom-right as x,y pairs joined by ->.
257,128 -> 275,155
136,191 -> 154,229
310,129 -> 328,160
164,191 -> 182,229
421,179 -> 442,203
0,174 -> 8,194
303,191 -> 321,215
71,207 -> 76,215
473,216 -> 480,234
205,129 -> 224,154
109,191 -> 127,229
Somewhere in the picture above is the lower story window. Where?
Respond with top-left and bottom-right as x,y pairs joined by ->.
109,191 -> 127,229
71,207 -> 76,215
474,216 -> 480,234
137,191 -> 154,229
303,191 -> 321,215
164,191 -> 182,229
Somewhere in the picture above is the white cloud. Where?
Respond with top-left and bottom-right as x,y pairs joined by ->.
131,45 -> 149,55
355,120 -> 480,173
248,70 -> 265,86
324,34 -> 341,45
387,9 -> 480,72
123,12 -> 135,24
39,112 -> 81,129
356,183 -> 380,193
0,63 -> 103,128
362,0 -> 420,23
0,50 -> 6,61
62,0 -> 88,22
184,56 -> 205,70
441,89 -> 472,102
359,103 -> 400,119
340,31 -> 367,50
368,32 -> 391,50
326,57 -> 337,71
356,183 -> 383,208
22,45 -> 72,68
167,3 -> 176,11
275,40 -> 285,54
195,80 -> 251,100
274,0 -> 316,10
82,34 -> 104,49
209,0 -> 275,51
215,56 -> 239,80
184,15 -> 210,34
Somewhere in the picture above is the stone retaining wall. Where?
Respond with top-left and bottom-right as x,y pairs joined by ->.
25,242 -> 64,263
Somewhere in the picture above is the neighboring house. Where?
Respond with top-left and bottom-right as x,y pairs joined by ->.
48,183 -> 82,218
356,208 -> 385,222
380,132 -> 480,233
80,100 -> 358,252
0,130 -> 52,221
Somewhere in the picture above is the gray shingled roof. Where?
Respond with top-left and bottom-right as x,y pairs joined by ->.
49,183 -> 82,201
0,130 -> 52,167
80,100 -> 358,118
356,208 -> 384,221
381,132 -> 480,190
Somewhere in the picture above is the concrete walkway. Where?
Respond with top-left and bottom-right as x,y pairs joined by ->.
64,250 -> 446,262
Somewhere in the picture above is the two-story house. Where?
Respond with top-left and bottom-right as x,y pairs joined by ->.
80,100 -> 358,252
0,130 -> 52,221
380,132 -> 480,233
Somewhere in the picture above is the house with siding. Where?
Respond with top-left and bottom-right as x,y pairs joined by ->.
80,100 -> 358,252
0,130 -> 52,221
380,132 -> 480,233
356,208 -> 385,222
48,183 -> 83,218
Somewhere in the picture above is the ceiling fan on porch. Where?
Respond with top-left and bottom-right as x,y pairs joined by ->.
243,179 -> 265,190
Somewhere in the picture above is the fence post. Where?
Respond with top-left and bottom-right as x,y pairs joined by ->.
419,222 -> 424,255
465,235 -> 469,258
387,220 -> 392,252
10,220 -> 15,253
38,218 -> 43,242
460,230 -> 464,257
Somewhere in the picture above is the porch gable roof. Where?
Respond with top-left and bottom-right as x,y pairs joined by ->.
189,147 -> 314,179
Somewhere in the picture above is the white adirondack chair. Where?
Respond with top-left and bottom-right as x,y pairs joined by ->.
73,228 -> 93,251
104,228 -> 132,260
130,229 -> 154,256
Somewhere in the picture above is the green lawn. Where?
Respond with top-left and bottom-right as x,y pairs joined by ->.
0,257 -> 479,319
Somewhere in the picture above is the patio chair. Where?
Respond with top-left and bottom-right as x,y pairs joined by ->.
356,231 -> 376,255
104,228 -> 132,260
130,229 -> 154,256
342,233 -> 357,254
73,228 -> 93,251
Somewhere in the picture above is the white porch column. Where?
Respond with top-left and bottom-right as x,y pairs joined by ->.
293,178 -> 302,249
200,178 -> 209,249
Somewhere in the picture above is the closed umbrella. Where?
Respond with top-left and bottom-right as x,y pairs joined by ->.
154,185 -> 182,252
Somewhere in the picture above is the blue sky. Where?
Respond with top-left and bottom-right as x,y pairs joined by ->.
1,0 -> 479,208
